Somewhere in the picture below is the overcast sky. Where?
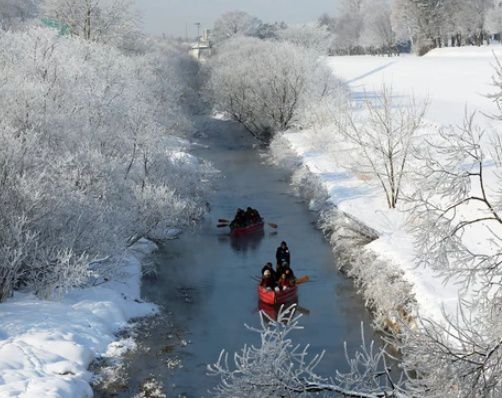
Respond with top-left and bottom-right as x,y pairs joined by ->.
133,0 -> 339,37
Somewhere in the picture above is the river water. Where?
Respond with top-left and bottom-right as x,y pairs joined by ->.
102,118 -> 375,397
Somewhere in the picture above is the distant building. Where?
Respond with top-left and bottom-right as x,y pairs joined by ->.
189,29 -> 212,61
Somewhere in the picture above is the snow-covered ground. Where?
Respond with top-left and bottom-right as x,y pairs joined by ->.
278,46 -> 502,324
0,239 -> 158,398
329,45 -> 502,128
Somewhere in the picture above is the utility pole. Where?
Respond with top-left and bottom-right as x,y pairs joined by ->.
195,22 -> 201,42
195,22 -> 201,60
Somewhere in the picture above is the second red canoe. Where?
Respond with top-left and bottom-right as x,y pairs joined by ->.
230,221 -> 264,237
258,285 -> 298,305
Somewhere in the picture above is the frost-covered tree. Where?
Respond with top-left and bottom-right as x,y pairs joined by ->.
360,0 -> 396,55
410,112 -> 502,290
340,87 -> 427,208
0,27 -> 214,300
442,0 -> 492,46
395,57 -> 502,398
41,0 -> 139,45
396,302 -> 502,397
255,21 -> 287,40
486,0 -> 502,39
211,11 -> 262,44
390,0 -> 446,54
332,0 -> 364,54
391,0 -> 494,53
277,24 -> 332,54
0,0 -> 38,30
208,37 -> 338,141
319,13 -> 336,32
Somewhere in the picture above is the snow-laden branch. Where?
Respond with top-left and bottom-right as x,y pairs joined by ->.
337,85 -> 427,209
410,111 -> 502,291
208,305 -> 405,397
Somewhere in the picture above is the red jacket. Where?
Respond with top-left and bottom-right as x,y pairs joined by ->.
278,277 -> 291,288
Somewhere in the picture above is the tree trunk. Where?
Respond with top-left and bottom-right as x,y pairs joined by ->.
85,6 -> 91,40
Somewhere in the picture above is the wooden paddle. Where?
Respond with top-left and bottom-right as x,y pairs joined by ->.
267,222 -> 278,229
295,305 -> 311,316
217,224 -> 229,228
218,219 -> 230,223
296,275 -> 310,285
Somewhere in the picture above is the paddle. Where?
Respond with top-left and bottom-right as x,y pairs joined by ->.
295,275 -> 310,285
296,305 -> 311,316
218,219 -> 230,223
217,224 -> 229,228
267,222 -> 278,229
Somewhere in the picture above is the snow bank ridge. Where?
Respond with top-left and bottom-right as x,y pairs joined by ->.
269,136 -> 416,331
0,239 -> 158,398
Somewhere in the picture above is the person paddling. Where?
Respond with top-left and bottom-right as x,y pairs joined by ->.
284,266 -> 296,286
275,241 -> 290,266
230,208 -> 245,228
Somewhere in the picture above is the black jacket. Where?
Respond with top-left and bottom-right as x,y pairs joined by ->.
275,247 -> 290,265
261,264 -> 276,280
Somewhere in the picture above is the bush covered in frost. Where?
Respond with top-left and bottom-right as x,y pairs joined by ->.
0,26 -> 214,300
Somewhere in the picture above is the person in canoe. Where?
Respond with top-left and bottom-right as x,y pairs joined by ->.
276,241 -> 290,266
261,262 -> 276,280
284,266 -> 296,286
230,208 -> 246,228
260,269 -> 277,291
278,272 -> 295,290
276,259 -> 288,277
245,207 -> 262,224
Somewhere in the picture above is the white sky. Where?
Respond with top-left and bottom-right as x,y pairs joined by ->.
133,0 -> 340,37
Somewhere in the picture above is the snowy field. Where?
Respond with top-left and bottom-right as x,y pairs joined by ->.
279,46 -> 502,323
329,45 -> 502,128
0,239 -> 158,398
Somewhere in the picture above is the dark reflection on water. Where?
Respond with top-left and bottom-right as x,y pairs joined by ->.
229,230 -> 265,252
97,118 -> 377,397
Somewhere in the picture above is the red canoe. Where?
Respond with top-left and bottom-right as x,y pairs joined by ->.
258,285 -> 298,305
230,221 -> 264,237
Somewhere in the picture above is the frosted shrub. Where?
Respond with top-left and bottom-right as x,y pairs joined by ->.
208,37 -> 339,141
0,217 -> 36,301
209,305 -> 405,397
30,249 -> 91,300
0,26 -> 214,301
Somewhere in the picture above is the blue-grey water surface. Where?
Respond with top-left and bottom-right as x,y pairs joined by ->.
104,118 -> 376,397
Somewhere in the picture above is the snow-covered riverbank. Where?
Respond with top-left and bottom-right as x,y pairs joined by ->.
272,46 -> 502,329
0,239 -> 158,398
